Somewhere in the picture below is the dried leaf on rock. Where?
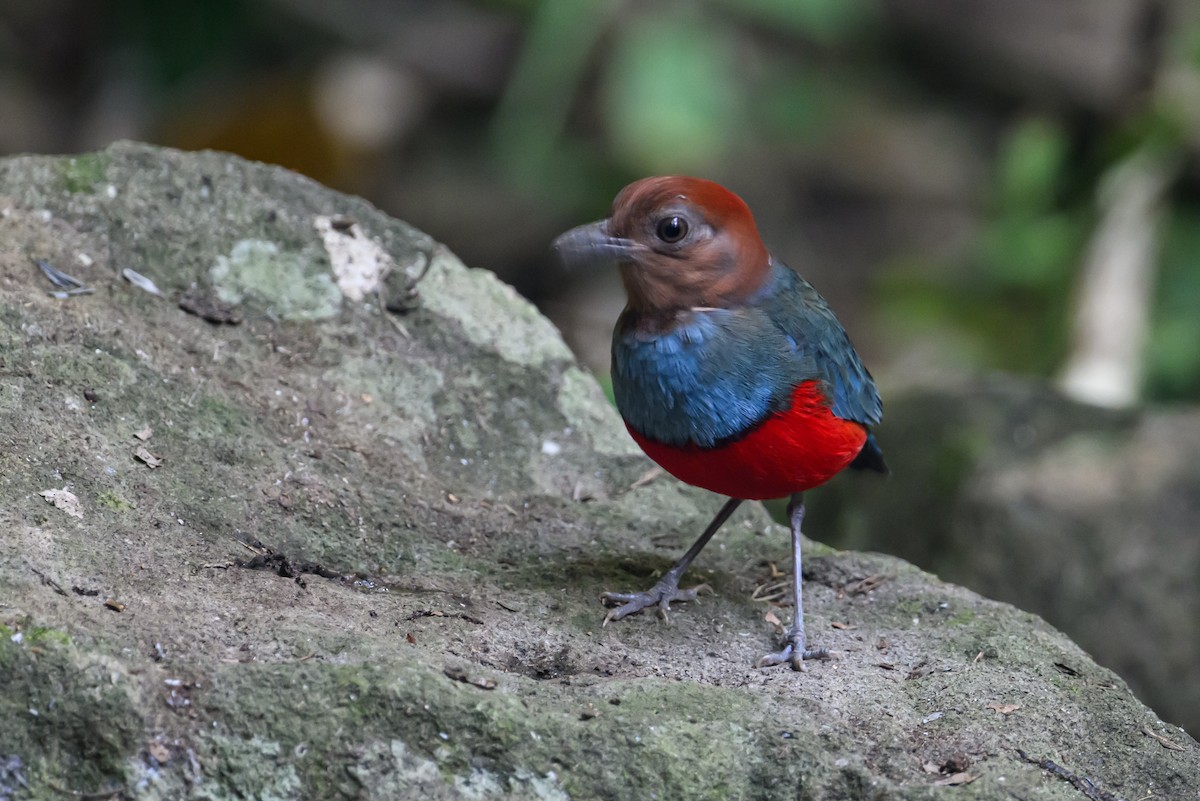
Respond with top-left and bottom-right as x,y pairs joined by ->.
122,267 -> 163,297
134,447 -> 164,468
933,772 -> 976,786
39,487 -> 83,519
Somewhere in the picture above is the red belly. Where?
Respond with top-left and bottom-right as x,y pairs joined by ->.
626,381 -> 868,500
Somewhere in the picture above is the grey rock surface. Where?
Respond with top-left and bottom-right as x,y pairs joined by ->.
0,143 -> 1196,800
814,377 -> 1200,739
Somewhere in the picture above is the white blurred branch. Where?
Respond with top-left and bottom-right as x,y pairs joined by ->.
1058,149 -> 1177,408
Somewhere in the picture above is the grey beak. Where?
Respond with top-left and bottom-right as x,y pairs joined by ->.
552,220 -> 644,268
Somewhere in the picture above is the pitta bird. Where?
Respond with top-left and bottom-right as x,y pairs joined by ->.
554,177 -> 885,669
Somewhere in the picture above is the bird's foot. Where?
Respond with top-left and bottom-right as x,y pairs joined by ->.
600,580 -> 712,625
757,629 -> 831,672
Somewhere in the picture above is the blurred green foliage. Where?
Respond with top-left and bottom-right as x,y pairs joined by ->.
879,117 -> 1089,376
880,93 -> 1200,400
603,10 -> 740,174
491,0 -> 870,202
113,0 -> 271,87
716,0 -> 872,43
12,0 -> 1198,403
490,0 -> 1199,402
1148,205 -> 1200,401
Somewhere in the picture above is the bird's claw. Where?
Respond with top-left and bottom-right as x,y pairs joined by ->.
600,582 -> 712,625
757,637 -> 831,671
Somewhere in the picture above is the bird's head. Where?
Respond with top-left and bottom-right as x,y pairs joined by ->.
553,177 -> 771,314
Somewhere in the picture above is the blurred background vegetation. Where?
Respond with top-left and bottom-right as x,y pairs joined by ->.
3,0 -> 1199,404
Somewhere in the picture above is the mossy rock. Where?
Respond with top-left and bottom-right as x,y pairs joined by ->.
0,143 -> 1194,800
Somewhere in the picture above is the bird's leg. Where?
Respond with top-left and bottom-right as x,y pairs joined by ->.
602,497 -> 743,624
758,493 -> 831,670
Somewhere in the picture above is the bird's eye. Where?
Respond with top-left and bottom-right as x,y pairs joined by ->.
655,215 -> 689,244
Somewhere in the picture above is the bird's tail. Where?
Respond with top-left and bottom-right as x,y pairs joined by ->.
850,433 -> 888,475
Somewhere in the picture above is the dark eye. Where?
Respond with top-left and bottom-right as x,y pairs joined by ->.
655,215 -> 689,243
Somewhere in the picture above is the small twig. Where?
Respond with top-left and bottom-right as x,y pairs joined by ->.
406,609 -> 484,625
46,779 -> 127,799
751,579 -> 788,604
444,664 -> 497,690
24,561 -> 68,596
628,466 -> 664,490
843,574 -> 888,595
1016,749 -> 1125,801
1141,725 -> 1187,752
411,243 -> 437,285
385,313 -> 411,339
48,287 -> 95,298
